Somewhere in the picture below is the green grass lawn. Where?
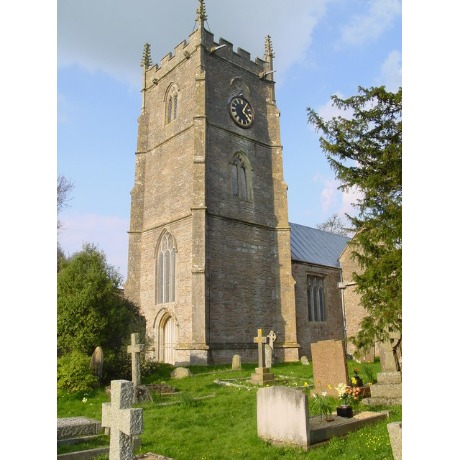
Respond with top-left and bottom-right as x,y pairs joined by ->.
57,360 -> 401,459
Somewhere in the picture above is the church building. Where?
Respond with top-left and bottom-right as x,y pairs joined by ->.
124,1 -> 357,365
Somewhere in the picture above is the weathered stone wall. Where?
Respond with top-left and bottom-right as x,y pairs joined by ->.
125,30 -> 202,362
203,34 -> 298,363
292,262 -> 345,360
339,243 -> 375,358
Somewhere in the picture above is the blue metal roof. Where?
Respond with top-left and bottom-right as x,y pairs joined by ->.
289,222 -> 350,268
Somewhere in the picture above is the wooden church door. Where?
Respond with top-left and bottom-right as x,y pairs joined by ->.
163,316 -> 176,365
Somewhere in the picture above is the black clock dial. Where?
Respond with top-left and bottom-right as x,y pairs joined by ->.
229,96 -> 254,128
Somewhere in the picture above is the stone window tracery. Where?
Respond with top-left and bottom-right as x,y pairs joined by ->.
166,84 -> 179,124
307,275 -> 326,322
156,231 -> 176,304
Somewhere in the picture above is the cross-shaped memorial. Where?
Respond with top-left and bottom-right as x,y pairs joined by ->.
251,328 -> 275,385
127,333 -> 144,401
265,330 -> 277,368
101,380 -> 143,460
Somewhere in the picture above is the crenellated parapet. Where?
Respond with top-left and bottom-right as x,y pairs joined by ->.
142,28 -> 273,90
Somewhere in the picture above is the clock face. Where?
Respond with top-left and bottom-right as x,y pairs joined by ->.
229,96 -> 254,128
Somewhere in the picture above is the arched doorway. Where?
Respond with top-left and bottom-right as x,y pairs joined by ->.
161,314 -> 176,365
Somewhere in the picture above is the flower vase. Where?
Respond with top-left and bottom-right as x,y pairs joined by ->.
337,405 -> 353,418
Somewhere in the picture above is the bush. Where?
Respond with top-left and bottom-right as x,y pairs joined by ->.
102,349 -> 131,383
57,243 -> 146,356
58,351 -> 99,393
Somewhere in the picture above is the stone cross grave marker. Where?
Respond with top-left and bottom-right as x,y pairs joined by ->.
101,380 -> 143,460
127,333 -> 144,401
254,328 -> 267,368
267,330 -> 277,348
265,330 -> 277,368
251,328 -> 274,385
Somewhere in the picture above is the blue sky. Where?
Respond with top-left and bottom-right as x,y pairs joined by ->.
57,0 -> 402,284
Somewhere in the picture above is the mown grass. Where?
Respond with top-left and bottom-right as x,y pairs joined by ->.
57,360 -> 401,459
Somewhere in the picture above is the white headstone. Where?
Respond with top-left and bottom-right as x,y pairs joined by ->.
171,367 -> 193,379
257,386 -> 310,450
265,331 -> 277,368
101,380 -> 143,460
232,354 -> 242,370
300,356 -> 309,365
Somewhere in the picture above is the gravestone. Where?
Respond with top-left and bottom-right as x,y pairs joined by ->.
353,347 -> 375,363
171,367 -> 193,379
90,346 -> 104,383
387,422 -> 402,460
127,333 -> 144,387
379,336 -> 400,372
251,328 -> 274,385
365,334 -> 402,405
265,330 -> 277,368
232,354 -> 241,370
300,355 -> 309,365
257,386 -> 309,450
127,333 -> 144,402
57,417 -> 103,440
311,339 -> 348,397
101,380 -> 143,460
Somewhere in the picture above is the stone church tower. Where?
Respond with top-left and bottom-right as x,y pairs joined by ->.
125,1 -> 299,365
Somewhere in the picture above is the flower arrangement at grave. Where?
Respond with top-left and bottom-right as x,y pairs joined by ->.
336,382 -> 363,406
305,382 -> 335,421
335,382 -> 364,418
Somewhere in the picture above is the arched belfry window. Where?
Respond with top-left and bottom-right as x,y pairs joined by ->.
165,83 -> 179,124
156,231 -> 177,304
231,152 -> 253,201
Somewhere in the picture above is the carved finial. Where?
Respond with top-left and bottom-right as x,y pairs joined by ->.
140,43 -> 152,68
263,35 -> 276,99
265,35 -> 275,60
196,0 -> 208,22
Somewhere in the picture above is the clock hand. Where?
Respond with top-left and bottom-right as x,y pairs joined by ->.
242,103 -> 252,120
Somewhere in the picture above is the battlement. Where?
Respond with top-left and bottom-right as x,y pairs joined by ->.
145,28 -> 269,84
212,36 -> 268,75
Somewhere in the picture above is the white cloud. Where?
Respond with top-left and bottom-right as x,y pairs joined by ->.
316,91 -> 354,121
377,50 -> 402,91
58,0 -> 331,88
339,185 -> 362,218
58,212 -> 129,282
314,174 -> 361,222
314,174 -> 340,214
339,0 -> 401,46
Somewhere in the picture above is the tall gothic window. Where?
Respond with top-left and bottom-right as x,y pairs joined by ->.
307,276 -> 326,322
156,231 -> 176,304
231,153 -> 252,201
166,84 -> 179,124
